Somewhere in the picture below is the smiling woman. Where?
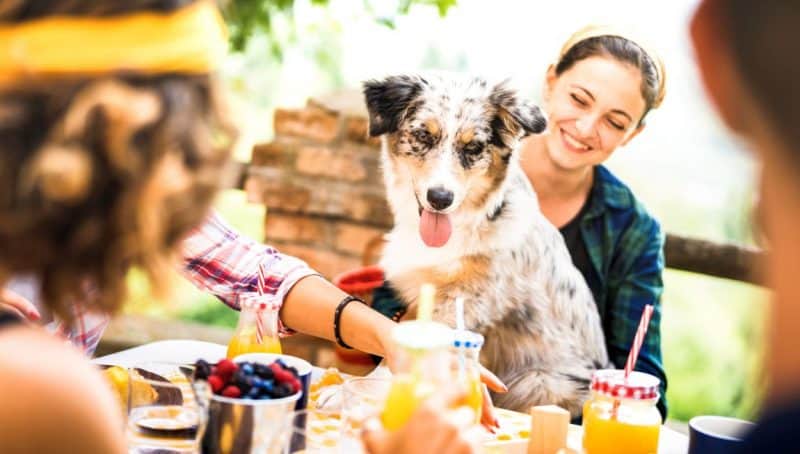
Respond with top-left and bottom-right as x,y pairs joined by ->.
517,25 -> 670,419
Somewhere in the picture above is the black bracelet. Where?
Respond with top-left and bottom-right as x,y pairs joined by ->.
334,295 -> 364,350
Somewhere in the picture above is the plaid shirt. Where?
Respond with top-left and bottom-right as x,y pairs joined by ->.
373,164 -> 667,418
579,165 -> 667,419
51,211 -> 317,355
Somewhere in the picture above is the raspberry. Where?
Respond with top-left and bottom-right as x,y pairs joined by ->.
222,385 -> 242,398
289,378 -> 302,394
207,375 -> 224,393
270,363 -> 294,383
216,359 -> 238,379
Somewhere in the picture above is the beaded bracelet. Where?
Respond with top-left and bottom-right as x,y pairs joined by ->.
333,295 -> 365,349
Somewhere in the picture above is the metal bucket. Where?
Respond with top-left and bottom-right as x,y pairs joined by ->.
201,391 -> 300,454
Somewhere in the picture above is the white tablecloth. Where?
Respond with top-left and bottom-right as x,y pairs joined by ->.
95,340 -> 688,454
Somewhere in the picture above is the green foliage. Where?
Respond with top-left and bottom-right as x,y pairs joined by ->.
223,0 -> 457,53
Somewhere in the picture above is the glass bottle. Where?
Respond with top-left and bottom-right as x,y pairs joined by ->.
226,293 -> 282,359
582,369 -> 662,454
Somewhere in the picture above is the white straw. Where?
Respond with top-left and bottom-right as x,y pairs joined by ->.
455,297 -> 465,331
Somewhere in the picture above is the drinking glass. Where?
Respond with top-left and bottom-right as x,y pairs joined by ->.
126,362 -> 205,453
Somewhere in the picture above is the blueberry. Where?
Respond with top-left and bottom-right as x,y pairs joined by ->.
241,363 -> 254,376
254,364 -> 274,379
232,370 -> 249,385
259,379 -> 274,392
247,387 -> 260,399
272,382 -> 293,398
194,359 -> 211,380
275,359 -> 287,367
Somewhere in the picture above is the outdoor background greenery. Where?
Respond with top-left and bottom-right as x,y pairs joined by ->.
124,0 -> 769,422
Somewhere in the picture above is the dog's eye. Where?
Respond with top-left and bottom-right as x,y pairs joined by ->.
412,129 -> 434,145
463,142 -> 484,155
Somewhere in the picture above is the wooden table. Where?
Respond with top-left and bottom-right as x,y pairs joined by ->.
96,340 -> 689,453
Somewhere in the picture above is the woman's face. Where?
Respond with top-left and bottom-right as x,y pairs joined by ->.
542,55 -> 648,171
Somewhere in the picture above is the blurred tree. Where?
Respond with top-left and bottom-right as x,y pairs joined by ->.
224,0 -> 457,54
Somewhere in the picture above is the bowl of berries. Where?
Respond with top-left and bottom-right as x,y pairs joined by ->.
193,357 -> 303,454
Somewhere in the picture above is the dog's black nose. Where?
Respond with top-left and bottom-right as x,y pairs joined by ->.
426,187 -> 454,210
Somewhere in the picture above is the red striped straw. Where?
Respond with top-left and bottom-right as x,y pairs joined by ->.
624,304 -> 655,379
255,263 -> 267,343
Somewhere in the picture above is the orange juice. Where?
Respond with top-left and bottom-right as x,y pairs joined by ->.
381,320 -> 453,431
582,369 -> 662,454
228,294 -> 282,359
464,375 -> 483,421
451,329 -> 485,424
583,398 -> 660,454
226,328 -> 282,358
381,374 -> 436,430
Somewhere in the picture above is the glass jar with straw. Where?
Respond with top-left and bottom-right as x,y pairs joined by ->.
380,283 -> 454,431
582,304 -> 661,454
450,297 -> 484,425
226,293 -> 282,358
226,263 -> 283,359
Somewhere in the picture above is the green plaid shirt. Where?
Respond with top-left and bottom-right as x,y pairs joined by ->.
372,164 -> 667,418
578,165 -> 667,418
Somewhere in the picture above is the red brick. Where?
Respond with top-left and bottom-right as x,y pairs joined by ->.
295,146 -> 367,182
264,213 -> 328,244
334,223 -> 387,258
344,116 -> 381,147
251,142 -> 291,168
274,107 -> 340,143
270,242 -> 360,279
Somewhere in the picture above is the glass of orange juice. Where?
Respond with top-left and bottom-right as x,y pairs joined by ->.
582,369 -> 662,454
380,320 -> 453,431
227,293 -> 282,359
450,329 -> 484,424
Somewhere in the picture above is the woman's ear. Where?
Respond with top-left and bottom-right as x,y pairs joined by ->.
542,64 -> 557,104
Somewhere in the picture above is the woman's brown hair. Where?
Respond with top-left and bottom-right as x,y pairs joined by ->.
0,0 -> 233,323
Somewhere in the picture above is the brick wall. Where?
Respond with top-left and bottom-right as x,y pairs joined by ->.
245,91 -> 392,279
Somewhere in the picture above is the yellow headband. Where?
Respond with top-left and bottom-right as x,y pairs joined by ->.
557,25 -> 667,109
0,1 -> 228,86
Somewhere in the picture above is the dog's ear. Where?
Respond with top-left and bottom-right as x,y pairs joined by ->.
363,75 -> 425,137
489,80 -> 547,147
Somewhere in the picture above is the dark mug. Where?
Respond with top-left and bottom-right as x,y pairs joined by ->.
688,415 -> 755,454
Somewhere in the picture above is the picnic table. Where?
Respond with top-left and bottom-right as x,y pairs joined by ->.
95,340 -> 689,454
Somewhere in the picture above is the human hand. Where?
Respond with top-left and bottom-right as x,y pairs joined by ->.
478,365 -> 506,429
362,390 -> 482,454
0,288 -> 40,321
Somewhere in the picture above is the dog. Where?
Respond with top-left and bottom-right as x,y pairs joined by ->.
363,74 -> 610,417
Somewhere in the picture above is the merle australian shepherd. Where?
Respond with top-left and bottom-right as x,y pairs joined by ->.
363,74 -> 610,416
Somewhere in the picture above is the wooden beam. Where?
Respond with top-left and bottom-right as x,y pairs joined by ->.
664,233 -> 764,285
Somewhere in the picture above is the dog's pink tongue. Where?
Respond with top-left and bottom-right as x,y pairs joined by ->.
419,209 -> 452,248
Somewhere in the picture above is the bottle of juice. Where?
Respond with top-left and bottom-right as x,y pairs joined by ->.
226,293 -> 282,359
582,369 -> 662,454
451,329 -> 484,424
380,319 -> 453,431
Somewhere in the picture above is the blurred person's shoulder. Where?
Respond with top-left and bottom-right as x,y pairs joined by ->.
738,402 -> 800,454
0,325 -> 126,453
